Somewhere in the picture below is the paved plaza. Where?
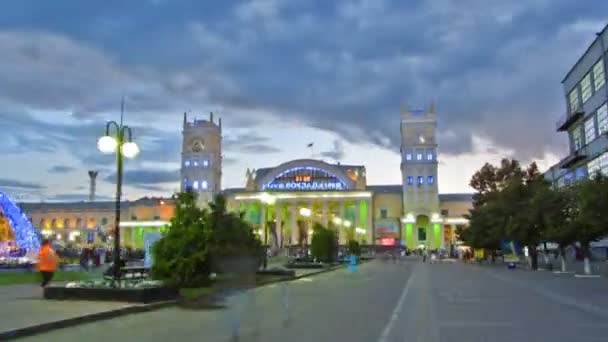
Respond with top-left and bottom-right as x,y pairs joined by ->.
11,259 -> 608,342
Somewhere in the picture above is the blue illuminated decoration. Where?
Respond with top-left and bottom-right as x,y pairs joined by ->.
0,191 -> 40,252
262,166 -> 348,191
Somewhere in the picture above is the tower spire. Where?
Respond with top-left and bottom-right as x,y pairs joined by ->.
429,100 -> 436,114
183,112 -> 187,127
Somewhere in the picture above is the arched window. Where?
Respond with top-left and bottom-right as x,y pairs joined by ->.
63,218 -> 71,229
51,218 -> 57,228
76,218 -> 83,228
101,217 -> 108,225
87,218 -> 96,229
39,219 -> 46,228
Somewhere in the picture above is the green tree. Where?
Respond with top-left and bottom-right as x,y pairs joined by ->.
206,194 -> 264,275
152,192 -> 210,287
573,173 -> 608,275
310,223 -> 338,263
543,186 -> 578,272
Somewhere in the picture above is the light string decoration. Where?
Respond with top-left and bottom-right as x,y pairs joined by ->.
0,191 -> 40,252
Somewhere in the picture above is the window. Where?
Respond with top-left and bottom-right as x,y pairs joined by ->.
427,153 -> 433,161
203,160 -> 209,167
569,88 -> 579,113
585,117 -> 596,144
563,172 -> 574,186
101,217 -> 108,225
588,152 -> 608,177
593,59 -> 605,91
201,180 -> 208,189
572,127 -> 583,151
417,176 -> 424,185
575,166 -> 587,179
184,160 -> 191,167
598,103 -> 608,134
192,180 -> 200,190
154,216 -> 160,220
427,176 -> 435,184
441,209 -> 449,217
416,153 -> 423,161
131,215 -> 138,220
380,209 -> 388,219
406,153 -> 412,161
581,73 -> 593,103
407,176 -> 414,185
193,160 -> 199,167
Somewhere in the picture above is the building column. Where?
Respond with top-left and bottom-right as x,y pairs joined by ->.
307,200 -> 314,245
276,201 -> 283,248
260,202 -> 266,244
131,227 -> 136,248
339,200 -> 346,245
322,200 -> 328,227
366,199 -> 373,245
440,223 -> 445,249
290,201 -> 297,246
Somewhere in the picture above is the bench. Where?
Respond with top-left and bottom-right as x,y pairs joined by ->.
103,266 -> 150,284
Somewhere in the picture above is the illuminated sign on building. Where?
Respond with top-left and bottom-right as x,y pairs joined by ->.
262,166 -> 348,191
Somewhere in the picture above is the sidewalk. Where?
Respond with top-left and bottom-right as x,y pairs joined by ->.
0,283 -> 142,338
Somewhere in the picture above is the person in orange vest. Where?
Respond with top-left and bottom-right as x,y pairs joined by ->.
38,239 -> 58,287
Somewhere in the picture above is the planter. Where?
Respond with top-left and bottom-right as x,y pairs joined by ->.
44,286 -> 178,303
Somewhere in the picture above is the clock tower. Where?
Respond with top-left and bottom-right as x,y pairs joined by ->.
400,103 -> 439,248
181,112 -> 222,207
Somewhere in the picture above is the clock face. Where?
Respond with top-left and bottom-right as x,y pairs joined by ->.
190,139 -> 205,152
418,134 -> 426,143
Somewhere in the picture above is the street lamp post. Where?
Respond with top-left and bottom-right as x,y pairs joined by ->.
260,194 -> 276,270
97,115 -> 139,284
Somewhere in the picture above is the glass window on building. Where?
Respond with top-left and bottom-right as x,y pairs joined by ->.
407,176 -> 414,185
441,209 -> 449,217
417,176 -> 424,185
572,126 -> 583,151
563,172 -> 574,186
101,217 -> 108,225
427,176 -> 435,184
585,117 -> 596,144
203,159 -> 209,167
593,59 -> 605,91
575,166 -> 587,179
598,103 -> 608,135
380,208 -> 388,219
416,152 -> 423,161
406,153 -> 412,161
426,149 -> 434,161
588,152 -> 608,177
569,87 -> 579,113
581,73 -> 593,103
418,227 -> 426,241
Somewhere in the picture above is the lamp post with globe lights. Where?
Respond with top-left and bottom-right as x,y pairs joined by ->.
97,116 -> 139,284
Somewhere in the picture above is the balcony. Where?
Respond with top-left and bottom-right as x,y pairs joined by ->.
560,150 -> 587,169
556,109 -> 584,132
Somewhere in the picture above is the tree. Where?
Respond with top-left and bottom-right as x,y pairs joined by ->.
152,193 -> 263,287
152,192 -> 210,287
310,223 -> 338,263
543,186 -> 578,273
206,194 -> 264,275
572,173 -> 608,275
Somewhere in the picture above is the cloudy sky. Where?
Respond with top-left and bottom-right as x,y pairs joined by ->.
1,0 -> 606,202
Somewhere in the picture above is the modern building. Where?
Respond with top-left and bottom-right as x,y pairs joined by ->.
545,23 -> 608,186
8,106 -> 473,251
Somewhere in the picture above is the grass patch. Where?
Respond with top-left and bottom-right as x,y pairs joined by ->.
0,270 -> 98,286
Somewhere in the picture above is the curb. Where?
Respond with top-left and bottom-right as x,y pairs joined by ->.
0,300 -> 177,341
257,264 -> 347,288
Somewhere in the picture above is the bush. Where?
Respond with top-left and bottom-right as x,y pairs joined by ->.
346,240 -> 361,256
152,193 -> 263,288
310,223 -> 338,263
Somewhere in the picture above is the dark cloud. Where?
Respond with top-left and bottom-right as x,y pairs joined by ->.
0,0 -> 605,164
320,140 -> 345,161
47,193 -> 113,202
224,132 -> 281,154
0,178 -> 45,190
47,165 -> 76,174
103,169 -> 180,188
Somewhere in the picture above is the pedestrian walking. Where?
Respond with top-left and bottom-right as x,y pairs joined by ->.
38,239 -> 58,287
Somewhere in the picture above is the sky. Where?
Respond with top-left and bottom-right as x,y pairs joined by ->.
1,0 -> 607,202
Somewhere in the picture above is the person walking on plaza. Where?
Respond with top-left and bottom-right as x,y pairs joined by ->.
38,239 -> 58,287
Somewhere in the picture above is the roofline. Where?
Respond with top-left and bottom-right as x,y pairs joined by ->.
561,22 -> 608,84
